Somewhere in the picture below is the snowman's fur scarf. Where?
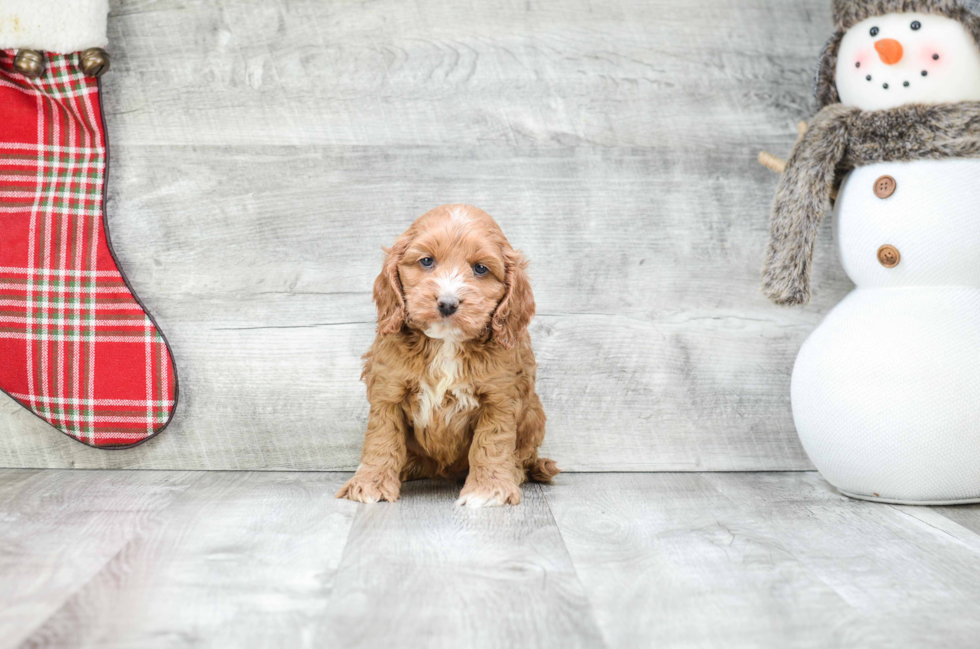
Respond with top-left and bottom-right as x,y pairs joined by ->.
762,101 -> 980,305
816,0 -> 980,107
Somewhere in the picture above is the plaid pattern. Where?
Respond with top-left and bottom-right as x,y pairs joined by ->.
0,50 -> 177,447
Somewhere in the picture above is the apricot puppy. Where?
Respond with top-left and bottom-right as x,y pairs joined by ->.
337,205 -> 559,507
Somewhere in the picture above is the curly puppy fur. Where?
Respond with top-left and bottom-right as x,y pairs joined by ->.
337,205 -> 559,508
816,0 -> 980,108
763,102 -> 980,305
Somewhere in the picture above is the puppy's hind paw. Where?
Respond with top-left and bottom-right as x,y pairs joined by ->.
336,472 -> 400,504
528,457 -> 560,483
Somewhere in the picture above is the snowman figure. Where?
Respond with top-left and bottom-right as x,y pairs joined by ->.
762,0 -> 980,503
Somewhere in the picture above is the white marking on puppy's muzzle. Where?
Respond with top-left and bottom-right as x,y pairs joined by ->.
436,269 -> 466,302
425,322 -> 464,340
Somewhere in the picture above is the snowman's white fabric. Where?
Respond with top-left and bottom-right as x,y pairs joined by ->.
836,13 -> 980,109
766,0 -> 980,504
794,159 -> 980,503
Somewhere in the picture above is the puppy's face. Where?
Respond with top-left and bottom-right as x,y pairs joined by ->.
374,205 -> 534,348
400,216 -> 507,341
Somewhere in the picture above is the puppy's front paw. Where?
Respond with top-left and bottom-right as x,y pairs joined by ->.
336,471 -> 401,504
455,478 -> 521,508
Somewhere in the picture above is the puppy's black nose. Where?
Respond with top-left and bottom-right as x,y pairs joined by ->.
437,296 -> 459,317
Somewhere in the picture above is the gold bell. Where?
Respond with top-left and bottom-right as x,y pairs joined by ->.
79,48 -> 110,78
13,50 -> 46,79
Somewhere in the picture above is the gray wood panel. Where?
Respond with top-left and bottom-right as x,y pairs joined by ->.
548,472 -> 980,649
703,473 -> 980,648
102,0 -> 826,149
546,472 -> 891,648
0,0 -> 847,470
13,471 -> 357,649
0,469 -> 202,648
315,479 -> 604,649
8,469 -> 980,648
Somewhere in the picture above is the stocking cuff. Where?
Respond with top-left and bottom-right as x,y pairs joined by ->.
0,0 -> 108,54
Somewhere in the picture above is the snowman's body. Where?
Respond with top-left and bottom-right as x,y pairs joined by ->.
793,159 -> 980,503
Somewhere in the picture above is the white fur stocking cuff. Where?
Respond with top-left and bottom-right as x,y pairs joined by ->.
0,0 -> 109,54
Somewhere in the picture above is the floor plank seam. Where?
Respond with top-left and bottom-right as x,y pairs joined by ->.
0,467 -> 823,475
887,504 -> 980,549
12,471 -> 209,647
539,483 -> 610,649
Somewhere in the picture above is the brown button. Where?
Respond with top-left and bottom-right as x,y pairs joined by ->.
874,175 -> 897,199
877,245 -> 901,268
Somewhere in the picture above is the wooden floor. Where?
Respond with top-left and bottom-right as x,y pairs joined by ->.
3,470 -> 980,648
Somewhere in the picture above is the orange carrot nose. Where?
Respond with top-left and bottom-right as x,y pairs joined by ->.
875,38 -> 904,65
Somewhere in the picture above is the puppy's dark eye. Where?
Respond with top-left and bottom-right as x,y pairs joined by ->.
870,26 -> 880,37
419,257 -> 434,268
911,21 -> 921,31
473,264 -> 489,276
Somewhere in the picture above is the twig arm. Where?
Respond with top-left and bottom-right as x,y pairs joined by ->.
757,121 -> 836,199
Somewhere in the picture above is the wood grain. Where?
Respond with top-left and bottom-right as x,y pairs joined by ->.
547,472 -> 980,649
7,470 -> 980,648
0,470 -> 201,648
15,471 -> 357,649
100,0 -> 827,148
929,504 -> 980,536
546,472 -> 891,648
704,473 -> 980,648
315,479 -> 604,649
0,0 -> 846,470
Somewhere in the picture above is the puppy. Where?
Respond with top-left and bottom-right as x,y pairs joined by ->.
337,204 -> 559,507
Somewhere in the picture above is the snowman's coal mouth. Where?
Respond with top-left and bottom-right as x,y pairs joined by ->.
865,74 -> 920,90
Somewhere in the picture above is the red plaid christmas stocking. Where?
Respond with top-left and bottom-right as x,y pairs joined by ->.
0,1 -> 178,448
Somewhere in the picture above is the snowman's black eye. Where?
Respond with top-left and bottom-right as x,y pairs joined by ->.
871,26 -> 880,37
911,21 -> 922,30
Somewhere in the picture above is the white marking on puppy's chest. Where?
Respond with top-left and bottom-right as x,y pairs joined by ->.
414,340 -> 478,430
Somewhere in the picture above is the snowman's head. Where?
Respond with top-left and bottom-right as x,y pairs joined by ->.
816,0 -> 980,108
836,13 -> 980,109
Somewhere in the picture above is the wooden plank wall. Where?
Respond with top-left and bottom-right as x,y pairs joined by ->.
0,0 -> 850,471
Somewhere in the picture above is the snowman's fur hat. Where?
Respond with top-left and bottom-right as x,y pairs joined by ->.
763,1 -> 980,305
816,0 -> 980,107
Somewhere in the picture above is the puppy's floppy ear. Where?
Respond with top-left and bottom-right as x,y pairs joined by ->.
492,248 -> 535,350
374,235 -> 409,335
